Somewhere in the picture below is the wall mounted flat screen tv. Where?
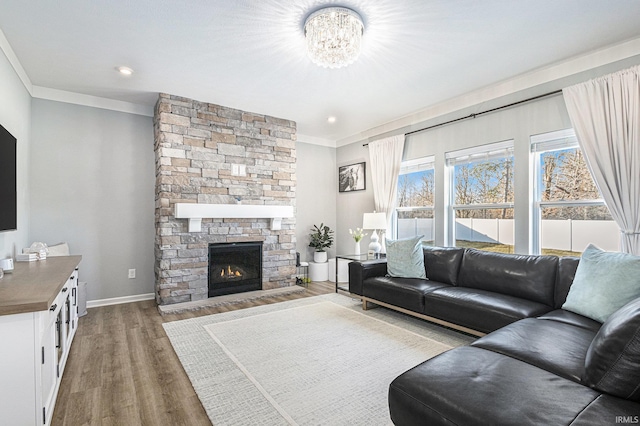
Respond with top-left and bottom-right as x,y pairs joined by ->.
0,124 -> 17,232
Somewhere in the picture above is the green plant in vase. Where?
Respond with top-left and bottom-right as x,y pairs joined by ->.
309,223 -> 334,263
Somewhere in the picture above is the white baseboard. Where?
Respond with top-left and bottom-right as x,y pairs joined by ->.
87,293 -> 155,308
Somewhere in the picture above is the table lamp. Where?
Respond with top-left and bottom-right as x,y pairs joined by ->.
362,212 -> 387,254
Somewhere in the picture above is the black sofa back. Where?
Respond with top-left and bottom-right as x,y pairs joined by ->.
584,297 -> 640,401
555,256 -> 580,308
457,249 -> 558,306
423,246 -> 464,285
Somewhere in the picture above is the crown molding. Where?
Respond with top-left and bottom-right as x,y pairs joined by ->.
32,86 -> 153,117
0,28 -> 33,95
296,133 -> 336,148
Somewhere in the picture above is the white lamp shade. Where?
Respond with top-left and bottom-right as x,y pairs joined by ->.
362,212 -> 387,230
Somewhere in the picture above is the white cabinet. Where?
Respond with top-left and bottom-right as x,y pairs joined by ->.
0,257 -> 81,426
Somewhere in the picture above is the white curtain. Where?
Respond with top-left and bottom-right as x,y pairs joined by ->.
562,65 -> 640,255
368,134 -> 405,231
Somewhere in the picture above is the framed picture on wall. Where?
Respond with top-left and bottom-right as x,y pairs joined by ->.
338,162 -> 366,192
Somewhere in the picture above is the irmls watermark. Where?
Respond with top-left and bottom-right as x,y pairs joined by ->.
616,416 -> 640,424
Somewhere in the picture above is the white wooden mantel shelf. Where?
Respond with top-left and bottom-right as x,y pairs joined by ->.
174,203 -> 294,232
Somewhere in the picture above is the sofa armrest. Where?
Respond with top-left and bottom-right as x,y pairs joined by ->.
348,259 -> 387,296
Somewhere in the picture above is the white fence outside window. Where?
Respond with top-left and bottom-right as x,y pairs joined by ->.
397,218 -> 619,252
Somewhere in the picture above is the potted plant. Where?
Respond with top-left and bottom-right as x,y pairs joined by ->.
309,223 -> 334,263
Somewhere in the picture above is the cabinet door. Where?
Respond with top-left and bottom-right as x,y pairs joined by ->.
40,311 -> 59,425
71,270 -> 79,329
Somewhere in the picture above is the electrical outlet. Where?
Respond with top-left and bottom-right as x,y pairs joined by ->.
231,164 -> 246,177
128,269 -> 136,279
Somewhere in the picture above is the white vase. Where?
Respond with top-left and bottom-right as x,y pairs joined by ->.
354,241 -> 361,255
314,251 -> 328,263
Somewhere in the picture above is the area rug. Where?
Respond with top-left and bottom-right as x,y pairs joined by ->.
163,293 -> 474,425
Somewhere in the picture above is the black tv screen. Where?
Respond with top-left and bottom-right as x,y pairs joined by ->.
0,124 -> 17,232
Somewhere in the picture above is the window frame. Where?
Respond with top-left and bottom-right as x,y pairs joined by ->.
393,156 -> 435,242
445,140 -> 515,247
530,129 -> 607,255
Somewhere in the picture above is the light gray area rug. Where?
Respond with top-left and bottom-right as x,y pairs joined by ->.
163,293 -> 474,425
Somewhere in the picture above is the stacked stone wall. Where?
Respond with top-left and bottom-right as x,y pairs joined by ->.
154,94 -> 296,305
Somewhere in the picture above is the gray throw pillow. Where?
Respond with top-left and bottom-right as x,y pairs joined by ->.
386,236 -> 426,279
562,244 -> 640,323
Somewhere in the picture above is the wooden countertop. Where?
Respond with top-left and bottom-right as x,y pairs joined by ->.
0,255 -> 82,316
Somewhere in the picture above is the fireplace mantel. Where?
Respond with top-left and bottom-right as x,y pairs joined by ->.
174,203 -> 294,232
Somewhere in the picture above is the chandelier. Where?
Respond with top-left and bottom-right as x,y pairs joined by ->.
304,7 -> 364,69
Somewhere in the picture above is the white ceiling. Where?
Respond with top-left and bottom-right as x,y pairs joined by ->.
1,0 -> 640,144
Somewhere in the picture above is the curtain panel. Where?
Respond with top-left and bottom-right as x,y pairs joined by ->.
368,134 -> 405,232
562,65 -> 640,254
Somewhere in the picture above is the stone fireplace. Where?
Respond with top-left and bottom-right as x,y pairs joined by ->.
153,93 -> 297,305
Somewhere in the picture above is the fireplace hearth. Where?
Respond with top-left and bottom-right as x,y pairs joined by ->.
208,242 -> 263,297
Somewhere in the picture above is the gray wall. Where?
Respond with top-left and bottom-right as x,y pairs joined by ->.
295,141 -> 337,262
30,99 -> 154,301
0,48 -> 31,259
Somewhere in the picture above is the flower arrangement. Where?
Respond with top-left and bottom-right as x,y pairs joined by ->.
349,228 -> 367,243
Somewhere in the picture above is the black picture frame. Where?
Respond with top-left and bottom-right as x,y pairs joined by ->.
338,162 -> 366,192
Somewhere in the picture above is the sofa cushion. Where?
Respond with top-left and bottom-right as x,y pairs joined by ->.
389,346 -> 601,426
386,236 -> 426,279
537,309 -> 602,333
584,297 -> 640,401
424,287 -> 552,333
422,246 -> 465,286
457,249 -> 558,306
471,317 -> 597,382
363,276 -> 449,313
571,394 -> 640,425
563,244 -> 640,323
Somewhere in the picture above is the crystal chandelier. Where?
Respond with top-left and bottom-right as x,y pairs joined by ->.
304,7 -> 364,69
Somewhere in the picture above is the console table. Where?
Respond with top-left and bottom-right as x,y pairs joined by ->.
0,255 -> 82,426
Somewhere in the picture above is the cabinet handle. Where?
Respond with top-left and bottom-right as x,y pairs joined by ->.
49,304 -> 57,311
62,288 -> 68,293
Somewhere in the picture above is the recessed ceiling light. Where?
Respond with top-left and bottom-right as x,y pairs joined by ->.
117,66 -> 134,75
327,116 -> 337,123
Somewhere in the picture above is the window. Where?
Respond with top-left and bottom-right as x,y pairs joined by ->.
446,141 -> 514,253
395,156 -> 435,244
531,129 -> 619,256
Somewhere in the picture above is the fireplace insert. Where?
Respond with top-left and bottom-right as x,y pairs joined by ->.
208,242 -> 262,297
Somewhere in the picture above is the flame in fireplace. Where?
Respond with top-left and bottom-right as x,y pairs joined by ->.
220,265 -> 242,279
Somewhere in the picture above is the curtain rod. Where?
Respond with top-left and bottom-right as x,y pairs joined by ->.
363,89 -> 563,146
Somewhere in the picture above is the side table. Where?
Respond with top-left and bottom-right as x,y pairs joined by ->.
334,254 -> 370,293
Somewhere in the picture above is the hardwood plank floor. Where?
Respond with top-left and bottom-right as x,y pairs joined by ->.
52,282 -> 337,426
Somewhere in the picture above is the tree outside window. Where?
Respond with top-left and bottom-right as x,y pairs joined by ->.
447,142 -> 515,253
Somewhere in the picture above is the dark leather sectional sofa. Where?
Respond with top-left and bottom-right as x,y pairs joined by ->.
348,246 -> 640,425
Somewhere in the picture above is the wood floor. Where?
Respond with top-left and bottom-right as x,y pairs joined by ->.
52,282 -> 336,426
